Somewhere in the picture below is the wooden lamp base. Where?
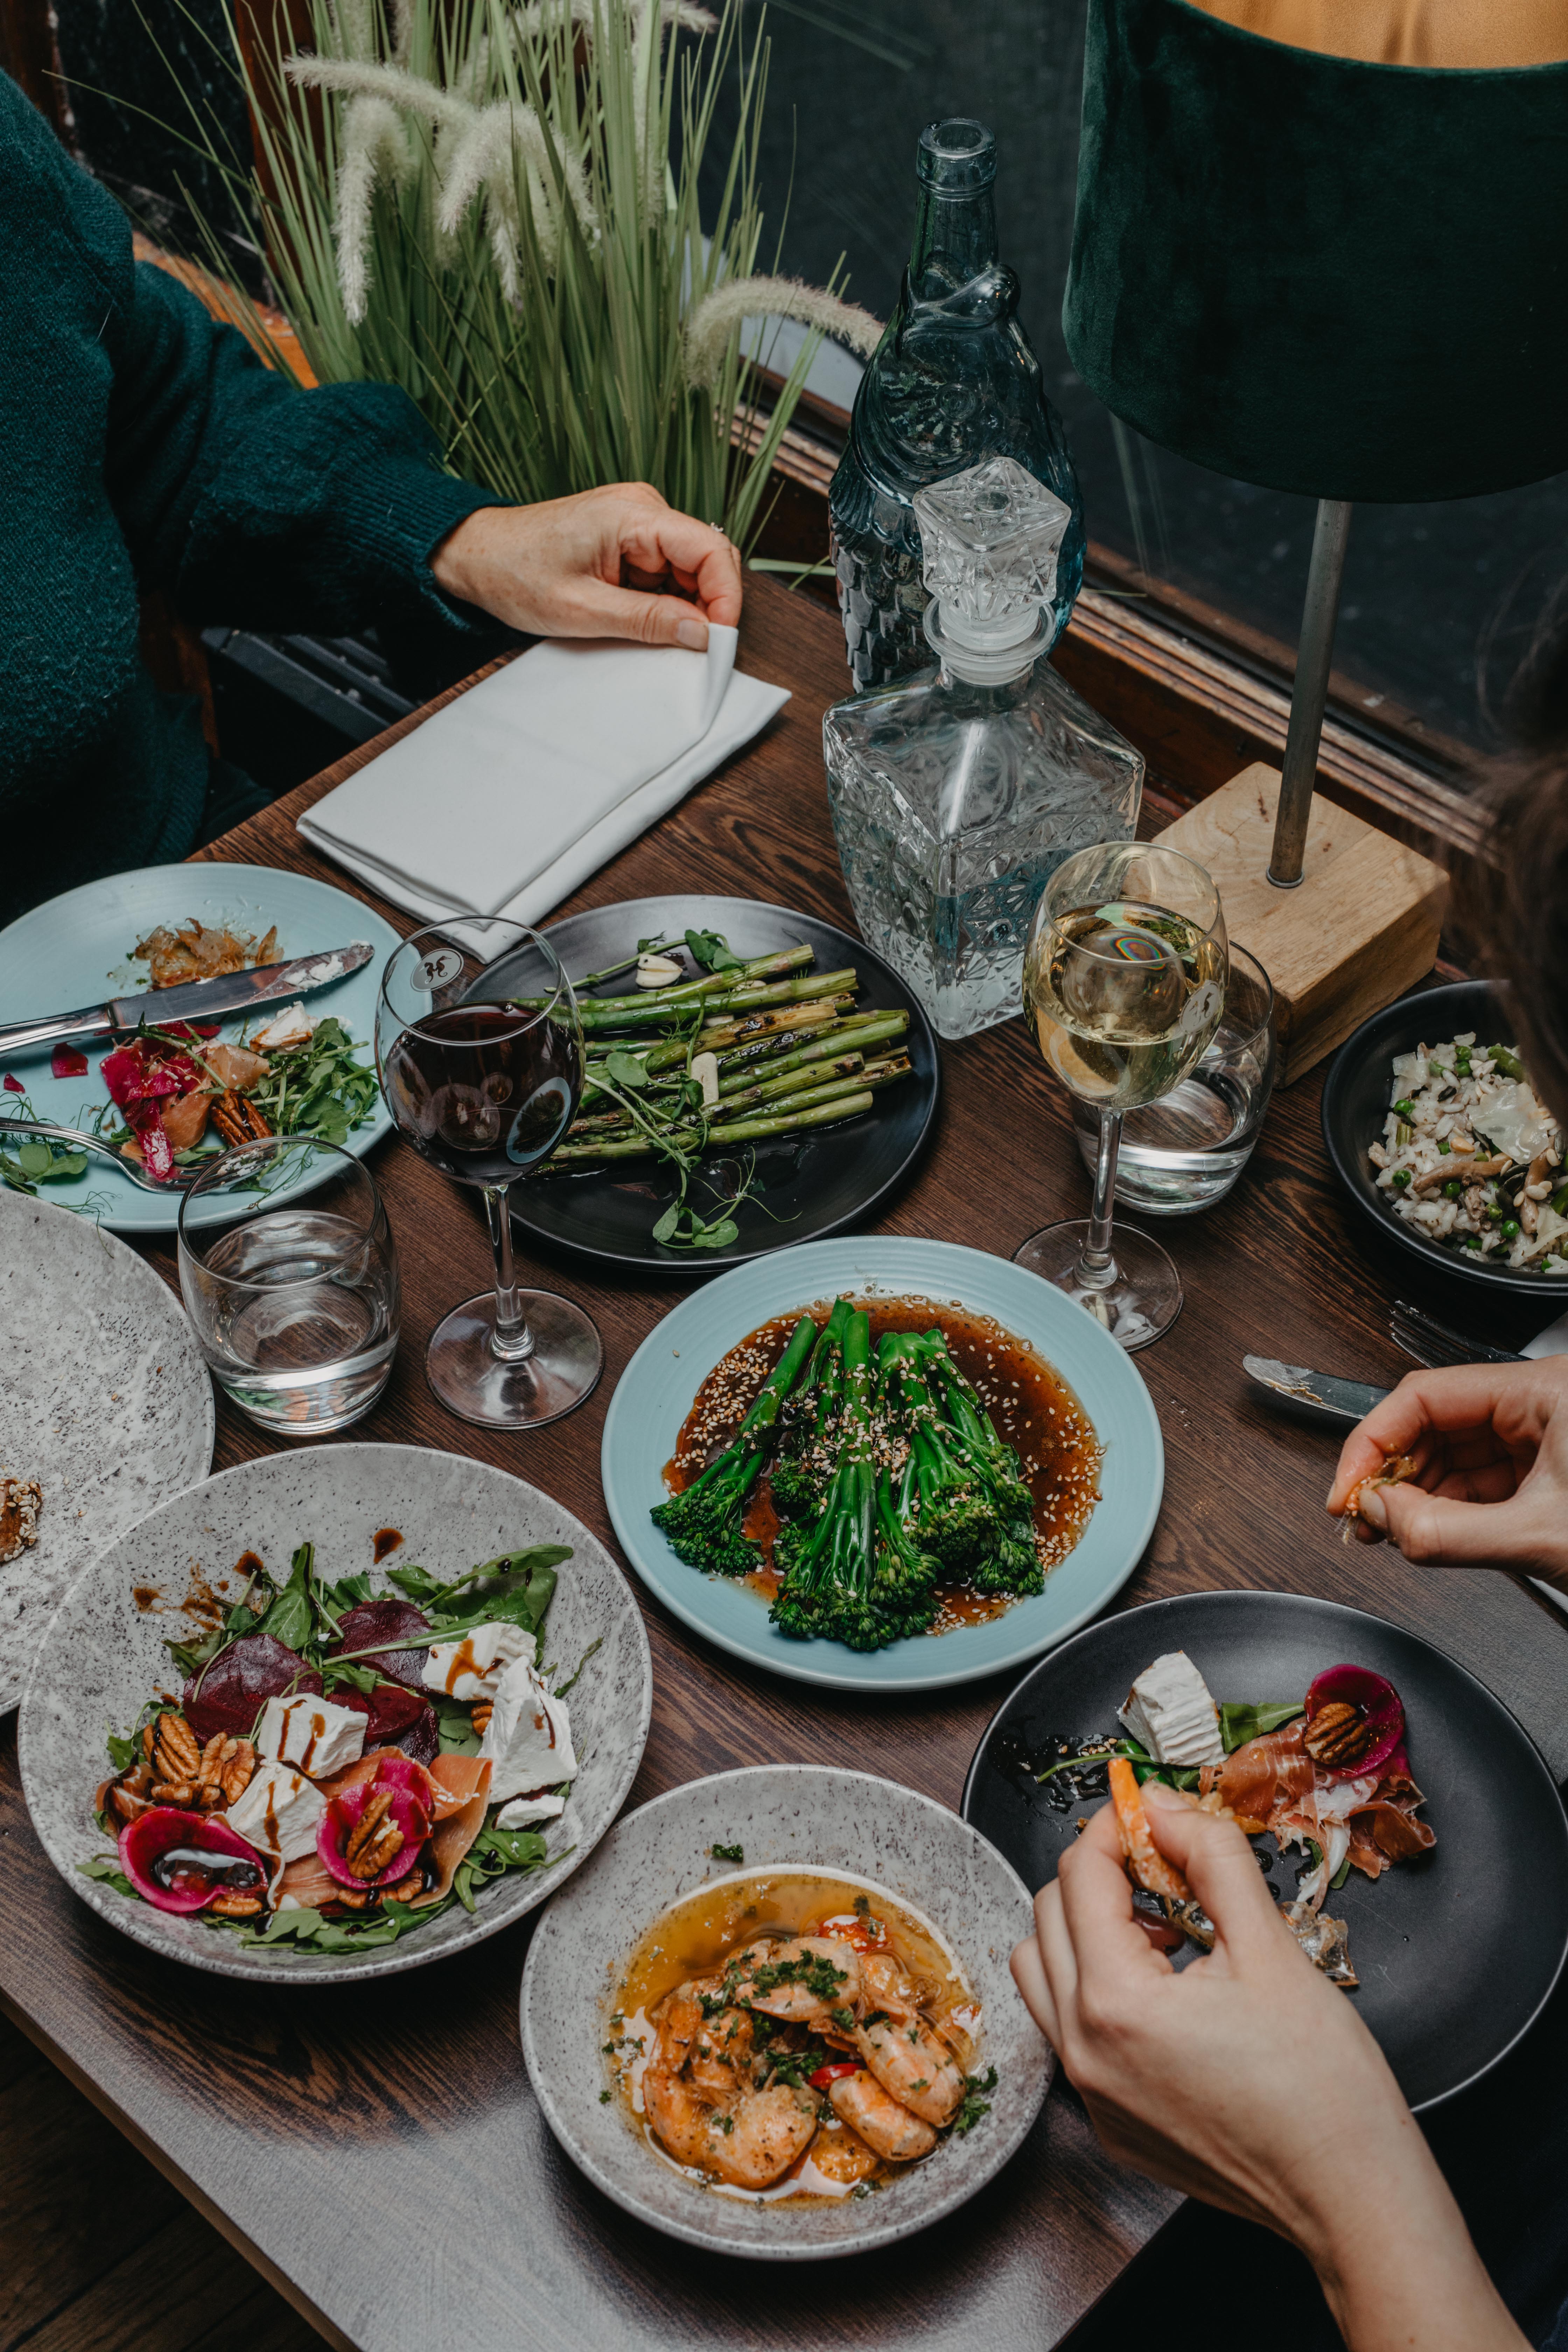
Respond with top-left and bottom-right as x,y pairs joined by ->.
1155,763 -> 1449,1084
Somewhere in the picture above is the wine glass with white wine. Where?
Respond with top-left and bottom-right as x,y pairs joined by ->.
1015,841 -> 1227,1348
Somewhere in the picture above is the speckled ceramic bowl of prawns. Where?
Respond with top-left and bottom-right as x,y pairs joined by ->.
520,1763 -> 1053,2258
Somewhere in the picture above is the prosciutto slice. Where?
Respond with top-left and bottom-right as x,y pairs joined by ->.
1216,1720 -> 1316,1831
1219,1721 -> 1434,1907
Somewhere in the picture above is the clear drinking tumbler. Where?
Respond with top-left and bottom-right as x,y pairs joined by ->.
177,1140 -> 400,1432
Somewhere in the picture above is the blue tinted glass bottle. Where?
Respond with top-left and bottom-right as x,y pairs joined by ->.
830,117 -> 1086,692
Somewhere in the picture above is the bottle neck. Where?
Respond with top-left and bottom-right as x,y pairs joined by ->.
907,183 -> 999,301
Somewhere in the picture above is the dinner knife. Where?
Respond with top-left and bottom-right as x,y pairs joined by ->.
0,942 -> 377,1058
1242,1355 -> 1388,1426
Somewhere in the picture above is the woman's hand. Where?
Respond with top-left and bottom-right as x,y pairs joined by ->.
1325,1357 -> 1568,1580
430,482 -> 742,650
1011,1786 -> 1524,2351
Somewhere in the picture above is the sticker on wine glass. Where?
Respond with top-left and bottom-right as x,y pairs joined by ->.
415,948 -> 465,993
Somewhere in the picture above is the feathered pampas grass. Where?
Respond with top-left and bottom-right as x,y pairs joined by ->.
195,0 -> 881,541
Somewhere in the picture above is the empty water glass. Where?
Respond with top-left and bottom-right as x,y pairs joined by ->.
1069,944 -> 1275,1213
177,1140 -> 400,1432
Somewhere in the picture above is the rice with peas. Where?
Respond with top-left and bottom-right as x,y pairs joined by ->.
1369,1032 -> 1568,1273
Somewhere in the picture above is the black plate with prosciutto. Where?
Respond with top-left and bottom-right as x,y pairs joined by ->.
961,1588 -> 1568,2109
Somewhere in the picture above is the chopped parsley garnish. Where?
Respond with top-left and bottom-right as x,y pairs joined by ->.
710,1842 -> 746,1864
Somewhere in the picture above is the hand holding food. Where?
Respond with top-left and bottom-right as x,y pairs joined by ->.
1010,1788 -> 1526,2352
1327,1358 -> 1568,1580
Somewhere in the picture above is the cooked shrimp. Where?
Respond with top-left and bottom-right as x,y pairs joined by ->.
827,2067 -> 937,2162
687,2003 -> 755,2099
854,2014 -> 965,2128
729,1935 -> 861,2024
701,2083 -> 818,2189
1107,1756 -> 1195,1905
856,1947 -> 922,2019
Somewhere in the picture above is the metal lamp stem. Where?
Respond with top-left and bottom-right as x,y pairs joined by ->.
1268,497 -> 1353,887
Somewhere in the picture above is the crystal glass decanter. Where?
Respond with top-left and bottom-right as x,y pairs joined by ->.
829,117 -> 1085,693
824,457 -> 1144,1041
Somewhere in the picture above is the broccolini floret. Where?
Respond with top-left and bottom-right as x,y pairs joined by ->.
651,1312 -> 818,1575
771,1310 -> 916,1651
880,1331 -> 1043,1596
769,1298 -> 852,1521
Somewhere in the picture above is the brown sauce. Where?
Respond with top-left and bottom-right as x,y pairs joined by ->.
132,1586 -> 162,1613
661,1295 -> 1103,1627
232,1551 -> 265,1582
179,1564 -> 229,1628
373,1527 -> 403,1562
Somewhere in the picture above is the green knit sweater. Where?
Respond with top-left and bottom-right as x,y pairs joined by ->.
0,72 -> 499,925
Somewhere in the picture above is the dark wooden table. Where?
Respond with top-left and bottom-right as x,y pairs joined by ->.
3,579 -> 1564,2352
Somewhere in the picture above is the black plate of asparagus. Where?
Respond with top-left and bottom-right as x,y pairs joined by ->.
512,896 -> 939,1270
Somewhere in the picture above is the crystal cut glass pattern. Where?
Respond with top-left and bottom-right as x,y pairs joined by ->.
913,456 -> 1070,635
825,663 -> 1146,1040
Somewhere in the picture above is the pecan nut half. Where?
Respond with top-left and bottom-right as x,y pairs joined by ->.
1303,1700 -> 1374,1770
208,1889 -> 266,1919
152,1713 -> 201,1786
196,1732 -> 256,1807
470,1702 -> 493,1735
211,1090 -> 272,1147
345,1786 -> 405,1880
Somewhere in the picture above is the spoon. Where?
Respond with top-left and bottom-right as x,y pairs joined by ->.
0,1115 -> 201,1192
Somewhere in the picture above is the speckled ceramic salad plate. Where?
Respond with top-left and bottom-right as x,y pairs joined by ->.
520,1763 -> 1052,2258
600,1236 -> 1165,1693
0,864 -> 399,1232
19,1443 -> 652,1980
0,1186 -> 214,1714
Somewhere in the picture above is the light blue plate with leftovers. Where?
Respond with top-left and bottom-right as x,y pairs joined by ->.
0,864 -> 397,1233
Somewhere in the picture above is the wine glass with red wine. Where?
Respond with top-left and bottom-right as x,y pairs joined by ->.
376,920 -> 602,1428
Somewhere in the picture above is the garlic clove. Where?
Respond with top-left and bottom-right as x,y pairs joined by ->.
636,953 -> 685,988
691,1050 -> 721,1108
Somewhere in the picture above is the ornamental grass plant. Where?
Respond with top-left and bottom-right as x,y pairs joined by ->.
177,0 -> 881,540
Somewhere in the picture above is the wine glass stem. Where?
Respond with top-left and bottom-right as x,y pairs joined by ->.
1080,1109 -> 1123,1284
482,1186 -> 536,1363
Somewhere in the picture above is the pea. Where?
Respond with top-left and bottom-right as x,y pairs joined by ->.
1443,1180 -> 1463,1200
1391,1169 -> 1412,1189
1436,1138 -> 1450,1154
1500,1218 -> 1520,1240
1392,1097 -> 1415,1120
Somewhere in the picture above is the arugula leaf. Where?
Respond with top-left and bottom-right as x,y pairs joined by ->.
105,1725 -> 140,1773
77,1856 -> 136,1899
551,1636 -> 602,1700
434,1696 -> 483,1756
322,1659 -> 378,1695
384,1562 -> 440,1605
254,1541 -> 315,1652
424,1546 -> 570,1638
322,1571 -> 376,1614
684,927 -> 743,973
246,1017 -> 378,1151
472,1824 -> 550,1871
1219,1700 -> 1305,1754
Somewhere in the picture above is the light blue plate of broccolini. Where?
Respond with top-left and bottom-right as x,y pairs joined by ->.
601,1236 -> 1164,1693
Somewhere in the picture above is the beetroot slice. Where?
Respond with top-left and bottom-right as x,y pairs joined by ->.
330,1598 -> 432,1694
318,1780 -> 432,1889
337,1680 -> 438,1761
1306,1664 -> 1406,1781
51,1042 -> 88,1079
185,1633 -> 322,1743
120,1807 -> 270,1913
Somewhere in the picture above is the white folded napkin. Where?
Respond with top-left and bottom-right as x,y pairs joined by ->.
297,625 -> 789,929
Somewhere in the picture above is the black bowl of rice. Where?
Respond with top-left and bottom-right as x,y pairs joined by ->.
1322,981 -> 1568,1296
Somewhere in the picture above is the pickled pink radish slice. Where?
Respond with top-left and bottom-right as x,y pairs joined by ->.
120,1807 -> 271,1913
318,1778 -> 432,1889
1305,1664 -> 1406,1780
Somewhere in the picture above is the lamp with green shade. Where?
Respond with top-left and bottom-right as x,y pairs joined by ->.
1062,0 -> 1568,1078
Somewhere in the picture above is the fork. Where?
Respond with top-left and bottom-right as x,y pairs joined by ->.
0,1116 -> 200,1192
1391,1299 -> 1525,1369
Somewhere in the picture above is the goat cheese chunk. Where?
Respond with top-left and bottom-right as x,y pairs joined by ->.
421,1620 -> 536,1703
479,1658 -> 578,1803
225,1759 -> 326,1863
494,1790 -> 566,1830
256,1692 -> 366,1778
250,1001 -> 317,1053
1118,1650 -> 1225,1769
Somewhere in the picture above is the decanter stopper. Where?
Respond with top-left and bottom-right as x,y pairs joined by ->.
914,455 -> 1072,684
